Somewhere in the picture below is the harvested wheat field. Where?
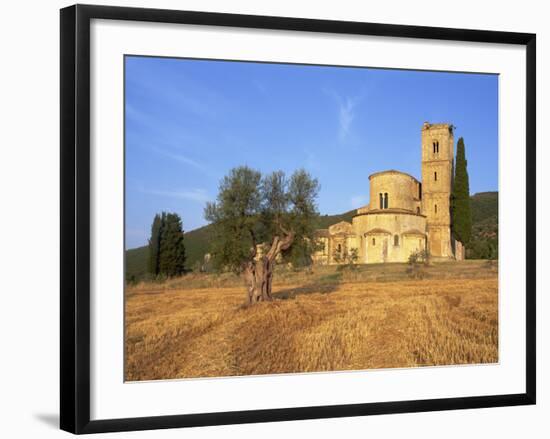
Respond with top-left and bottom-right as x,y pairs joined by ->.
125,261 -> 498,381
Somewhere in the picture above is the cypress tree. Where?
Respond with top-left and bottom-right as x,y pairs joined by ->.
451,137 -> 472,244
147,213 -> 163,275
158,213 -> 186,277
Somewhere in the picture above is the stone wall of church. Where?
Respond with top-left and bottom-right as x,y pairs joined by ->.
311,221 -> 361,265
402,234 -> 427,260
352,212 -> 427,263
426,225 -> 453,259
369,171 -> 421,212
312,236 -> 330,265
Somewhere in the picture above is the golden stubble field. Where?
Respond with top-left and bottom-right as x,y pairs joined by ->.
125,261 -> 498,381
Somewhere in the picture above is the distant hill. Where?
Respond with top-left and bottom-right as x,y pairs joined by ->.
470,191 -> 498,224
125,245 -> 149,280
315,209 -> 356,229
126,193 -> 498,279
468,191 -> 498,259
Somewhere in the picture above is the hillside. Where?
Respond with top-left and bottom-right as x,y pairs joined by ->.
316,209 -> 356,229
468,191 -> 498,259
126,193 -> 498,280
470,191 -> 498,224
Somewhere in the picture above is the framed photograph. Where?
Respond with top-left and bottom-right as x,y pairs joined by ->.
60,4 -> 536,434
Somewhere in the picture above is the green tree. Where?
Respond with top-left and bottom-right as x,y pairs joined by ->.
147,213 -> 163,276
147,212 -> 186,277
452,137 -> 472,245
283,170 -> 322,267
204,166 -> 263,274
158,213 -> 187,277
205,166 -> 320,304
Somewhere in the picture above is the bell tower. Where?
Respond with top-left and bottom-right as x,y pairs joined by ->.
421,122 -> 454,258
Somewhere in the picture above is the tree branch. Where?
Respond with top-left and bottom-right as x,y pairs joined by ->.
265,231 -> 295,262
247,227 -> 258,260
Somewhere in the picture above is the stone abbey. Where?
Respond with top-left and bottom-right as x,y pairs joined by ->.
313,122 -> 465,265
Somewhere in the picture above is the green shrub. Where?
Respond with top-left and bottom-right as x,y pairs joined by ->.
408,249 -> 430,265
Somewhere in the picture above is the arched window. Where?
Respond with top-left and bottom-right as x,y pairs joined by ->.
384,192 -> 389,209
434,204 -> 438,214
434,171 -> 437,181
394,235 -> 399,246
433,140 -> 439,154
416,206 -> 420,214
379,193 -> 383,209
337,243 -> 342,252
372,238 -> 376,246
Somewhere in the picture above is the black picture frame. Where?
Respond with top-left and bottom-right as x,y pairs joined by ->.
60,4 -> 536,434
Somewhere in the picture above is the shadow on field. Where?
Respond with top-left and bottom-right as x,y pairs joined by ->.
273,282 -> 339,300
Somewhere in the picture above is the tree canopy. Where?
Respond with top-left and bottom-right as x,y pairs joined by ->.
204,166 -> 320,275
147,212 -> 186,277
204,166 -> 263,273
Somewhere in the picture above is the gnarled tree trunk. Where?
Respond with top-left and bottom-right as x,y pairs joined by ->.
243,233 -> 294,304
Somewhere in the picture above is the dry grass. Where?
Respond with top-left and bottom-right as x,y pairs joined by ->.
125,262 -> 498,381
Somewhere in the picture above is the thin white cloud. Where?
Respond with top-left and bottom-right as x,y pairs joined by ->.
146,145 -> 219,179
324,88 -> 365,141
350,195 -> 369,208
142,188 -> 211,203
126,73 -> 221,119
152,146 -> 204,171
339,97 -> 357,139
126,103 -> 154,128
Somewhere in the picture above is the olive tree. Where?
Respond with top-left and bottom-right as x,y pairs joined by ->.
205,166 -> 320,304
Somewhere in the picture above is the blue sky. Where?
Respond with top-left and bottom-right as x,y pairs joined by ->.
125,56 -> 498,249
